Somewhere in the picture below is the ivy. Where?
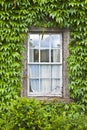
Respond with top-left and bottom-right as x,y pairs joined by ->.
0,0 -> 87,109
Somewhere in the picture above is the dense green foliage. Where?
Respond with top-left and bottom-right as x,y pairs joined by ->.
0,1 -> 87,129
0,0 -> 87,108
0,98 -> 87,130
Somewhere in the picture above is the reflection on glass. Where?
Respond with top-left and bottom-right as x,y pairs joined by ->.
40,79 -> 51,92
30,79 -> 39,92
40,65 -> 51,78
51,49 -> 60,62
30,34 -> 39,48
51,34 -> 62,48
29,65 -> 39,78
40,34 -> 50,48
40,50 -> 49,62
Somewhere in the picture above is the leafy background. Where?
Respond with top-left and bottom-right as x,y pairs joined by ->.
0,0 -> 87,108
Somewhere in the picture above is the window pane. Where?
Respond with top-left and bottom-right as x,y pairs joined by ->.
40,79 -> 51,93
40,50 -> 49,62
29,79 -> 39,92
40,65 -> 51,78
29,49 -> 39,62
52,79 -> 61,93
29,65 -> 39,78
29,34 -> 39,48
52,65 -> 62,78
29,49 -> 34,62
51,34 -> 62,48
34,49 -> 39,62
40,34 -> 50,48
51,49 -> 60,62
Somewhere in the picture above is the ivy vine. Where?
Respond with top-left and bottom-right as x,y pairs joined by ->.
0,0 -> 87,108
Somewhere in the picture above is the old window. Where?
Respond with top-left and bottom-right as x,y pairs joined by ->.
22,28 -> 69,98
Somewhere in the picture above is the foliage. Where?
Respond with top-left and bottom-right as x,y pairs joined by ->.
0,98 -> 51,130
0,0 -> 87,108
0,98 -> 87,130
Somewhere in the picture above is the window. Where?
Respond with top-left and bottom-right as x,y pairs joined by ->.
22,28 -> 69,98
27,33 -> 63,96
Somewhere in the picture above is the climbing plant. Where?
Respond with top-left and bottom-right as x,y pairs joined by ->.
0,0 -> 87,108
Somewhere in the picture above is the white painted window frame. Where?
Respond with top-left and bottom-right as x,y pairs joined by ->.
27,33 -> 62,97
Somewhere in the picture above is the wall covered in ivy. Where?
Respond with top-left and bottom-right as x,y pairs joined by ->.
0,0 -> 87,107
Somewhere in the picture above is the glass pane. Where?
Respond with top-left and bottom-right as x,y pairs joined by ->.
52,65 -> 62,78
40,79 -> 51,93
34,49 -> 39,62
51,34 -> 62,48
40,34 -> 50,48
40,50 -> 49,62
29,79 -> 39,92
29,65 -> 39,78
52,79 -> 61,92
29,34 -> 39,49
51,49 -> 60,62
29,49 -> 39,62
40,65 -> 51,78
29,49 -> 34,62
